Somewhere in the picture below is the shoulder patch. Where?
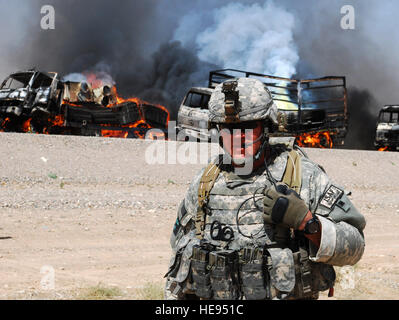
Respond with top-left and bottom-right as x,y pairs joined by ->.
320,185 -> 344,209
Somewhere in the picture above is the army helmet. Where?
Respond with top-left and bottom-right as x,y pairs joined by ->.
208,77 -> 279,125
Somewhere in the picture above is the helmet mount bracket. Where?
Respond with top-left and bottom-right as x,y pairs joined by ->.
222,80 -> 240,123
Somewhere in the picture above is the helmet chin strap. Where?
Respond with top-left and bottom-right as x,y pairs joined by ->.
254,125 -> 270,161
254,136 -> 268,161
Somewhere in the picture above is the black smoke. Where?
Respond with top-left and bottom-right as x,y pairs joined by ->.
0,0 -> 218,118
344,88 -> 379,150
118,41 -> 218,119
0,0 -> 397,149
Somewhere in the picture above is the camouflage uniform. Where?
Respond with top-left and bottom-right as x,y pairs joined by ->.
164,78 -> 366,300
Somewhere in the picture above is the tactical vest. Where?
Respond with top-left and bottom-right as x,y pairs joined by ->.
190,142 -> 323,300
195,148 -> 302,248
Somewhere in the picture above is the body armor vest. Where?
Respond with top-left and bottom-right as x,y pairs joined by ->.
203,169 -> 275,251
189,147 -> 324,300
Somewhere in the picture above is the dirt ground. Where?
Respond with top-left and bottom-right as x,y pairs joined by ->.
0,132 -> 398,300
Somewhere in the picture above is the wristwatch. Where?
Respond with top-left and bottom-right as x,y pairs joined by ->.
304,215 -> 320,235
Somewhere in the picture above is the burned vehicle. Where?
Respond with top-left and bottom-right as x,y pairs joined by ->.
0,69 -> 169,138
374,105 -> 399,151
176,87 -> 214,141
61,81 -> 169,138
177,69 -> 348,148
0,69 -> 63,132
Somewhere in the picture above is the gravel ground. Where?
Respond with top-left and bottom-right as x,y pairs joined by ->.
0,132 -> 399,299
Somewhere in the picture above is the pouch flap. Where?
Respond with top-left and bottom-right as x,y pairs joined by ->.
267,248 -> 295,293
166,230 -> 196,278
175,238 -> 200,283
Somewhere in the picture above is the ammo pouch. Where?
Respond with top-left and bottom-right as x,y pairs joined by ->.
266,248 -> 296,299
292,248 -> 314,299
164,235 -> 199,298
191,245 -> 212,299
292,248 -> 336,300
239,247 -> 268,300
209,250 -> 239,300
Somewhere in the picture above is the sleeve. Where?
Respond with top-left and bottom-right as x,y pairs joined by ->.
309,217 -> 365,266
164,167 -> 205,299
170,166 -> 206,249
303,160 -> 366,266
169,199 -> 188,250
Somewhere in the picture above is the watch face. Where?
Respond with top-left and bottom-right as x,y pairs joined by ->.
306,218 -> 320,234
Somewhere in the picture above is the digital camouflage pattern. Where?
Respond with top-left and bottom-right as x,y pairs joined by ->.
312,218 -> 366,266
333,222 -> 366,266
267,248 -> 296,293
208,77 -> 279,124
164,142 -> 366,300
165,77 -> 365,299
239,247 -> 268,300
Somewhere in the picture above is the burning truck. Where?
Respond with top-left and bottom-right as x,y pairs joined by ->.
0,69 -> 169,138
0,70 -> 63,132
375,105 -> 399,151
177,69 -> 348,148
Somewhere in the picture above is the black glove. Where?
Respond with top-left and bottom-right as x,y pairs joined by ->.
263,183 -> 309,230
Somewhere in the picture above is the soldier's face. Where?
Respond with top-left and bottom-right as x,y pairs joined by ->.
219,121 -> 263,163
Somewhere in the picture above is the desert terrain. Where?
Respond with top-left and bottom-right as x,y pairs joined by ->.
0,132 -> 398,299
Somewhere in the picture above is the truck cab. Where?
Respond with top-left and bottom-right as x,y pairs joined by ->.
375,105 -> 399,151
176,87 -> 214,141
0,70 -> 63,131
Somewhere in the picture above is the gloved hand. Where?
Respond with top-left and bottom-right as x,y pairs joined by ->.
263,183 -> 310,230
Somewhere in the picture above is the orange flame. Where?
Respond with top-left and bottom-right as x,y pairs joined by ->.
22,119 -> 32,132
100,88 -> 168,139
43,115 -> 65,134
0,117 -> 11,131
378,146 -> 388,152
148,130 -> 166,140
296,131 -> 333,149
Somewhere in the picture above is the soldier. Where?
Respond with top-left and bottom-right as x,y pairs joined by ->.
164,77 -> 366,300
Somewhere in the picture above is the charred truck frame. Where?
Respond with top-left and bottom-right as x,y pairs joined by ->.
61,82 -> 169,138
0,70 -> 63,132
0,69 -> 169,138
177,69 -> 348,147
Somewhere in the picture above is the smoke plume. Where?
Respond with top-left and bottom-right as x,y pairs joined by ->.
0,0 -> 397,149
174,1 -> 299,78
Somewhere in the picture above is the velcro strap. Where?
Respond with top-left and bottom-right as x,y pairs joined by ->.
224,103 -> 239,123
282,150 -> 302,193
241,263 -> 263,272
196,162 -> 221,239
299,248 -> 313,296
198,163 -> 221,206
169,281 -> 182,296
